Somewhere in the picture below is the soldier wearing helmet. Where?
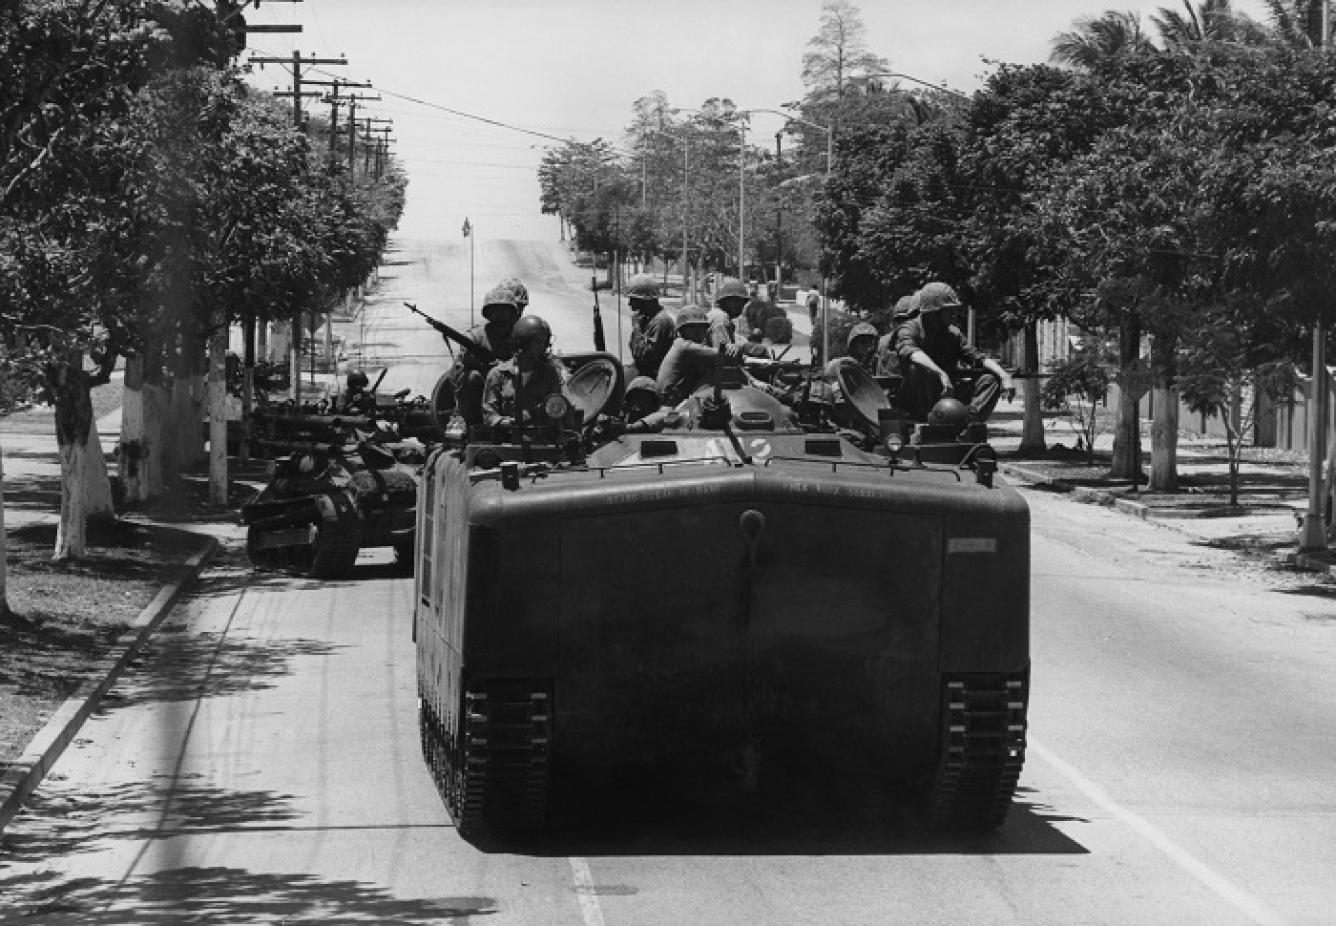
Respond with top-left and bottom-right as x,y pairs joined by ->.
339,368 -> 372,412
623,376 -> 673,433
708,277 -> 748,349
892,282 -> 1014,426
846,322 -> 879,373
709,276 -> 770,358
656,304 -> 745,407
626,273 -> 675,380
447,280 -> 527,425
481,315 -> 567,431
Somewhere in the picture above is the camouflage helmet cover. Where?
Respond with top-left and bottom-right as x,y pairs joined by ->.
675,304 -> 710,331
917,282 -> 963,314
715,277 -> 749,303
481,284 -> 520,320
847,322 -> 879,349
497,277 -> 529,309
626,274 -> 661,302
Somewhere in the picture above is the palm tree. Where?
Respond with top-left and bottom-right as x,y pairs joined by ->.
1050,10 -> 1156,68
1261,0 -> 1328,48
1152,0 -> 1270,49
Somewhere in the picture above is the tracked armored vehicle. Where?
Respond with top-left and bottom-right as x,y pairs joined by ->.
415,353 -> 1028,839
242,433 -> 427,578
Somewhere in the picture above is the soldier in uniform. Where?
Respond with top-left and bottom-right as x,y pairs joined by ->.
627,274 -> 675,379
846,322 -> 879,373
449,281 -> 526,425
892,282 -> 1014,423
656,305 -> 744,406
709,277 -> 769,358
623,376 -> 673,433
481,315 -> 566,431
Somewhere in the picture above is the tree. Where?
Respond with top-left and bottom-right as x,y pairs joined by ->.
1261,0 -> 1329,47
1042,344 -> 1115,464
1178,308 -> 1298,505
1152,0 -> 1270,48
958,63 -> 1110,454
802,0 -> 889,107
1050,10 -> 1156,68
0,0 -> 201,559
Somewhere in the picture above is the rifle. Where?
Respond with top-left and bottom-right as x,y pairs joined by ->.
403,301 -> 495,365
590,275 -> 607,352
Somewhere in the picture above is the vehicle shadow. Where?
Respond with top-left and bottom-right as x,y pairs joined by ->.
479,780 -> 1088,858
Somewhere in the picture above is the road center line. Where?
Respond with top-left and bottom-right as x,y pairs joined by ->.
1031,736 -> 1285,926
568,856 -> 607,926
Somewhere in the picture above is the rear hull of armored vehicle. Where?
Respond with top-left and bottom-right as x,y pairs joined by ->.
415,448 -> 1029,836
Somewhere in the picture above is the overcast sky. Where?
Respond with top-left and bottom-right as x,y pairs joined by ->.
241,0 -> 1276,241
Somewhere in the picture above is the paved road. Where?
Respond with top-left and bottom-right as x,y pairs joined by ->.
3,238 -> 1335,925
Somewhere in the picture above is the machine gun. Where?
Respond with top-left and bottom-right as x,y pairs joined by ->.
403,301 -> 496,366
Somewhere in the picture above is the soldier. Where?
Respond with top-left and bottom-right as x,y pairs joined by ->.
656,305 -> 744,406
846,322 -> 879,373
876,295 -> 919,376
449,281 -> 526,425
709,277 -> 769,358
627,274 -> 675,379
892,282 -> 1014,424
707,277 -> 748,349
623,376 -> 673,433
481,315 -> 566,431
339,368 -> 371,413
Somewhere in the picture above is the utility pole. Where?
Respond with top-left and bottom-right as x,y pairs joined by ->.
775,131 -> 783,293
343,93 -> 381,179
249,50 -> 347,405
308,78 -> 371,158
1302,6 -> 1332,552
683,140 -> 691,303
359,121 -> 392,178
737,119 -> 746,280
251,50 -> 347,131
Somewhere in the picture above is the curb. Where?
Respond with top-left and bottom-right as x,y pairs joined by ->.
1002,463 -> 1199,521
0,531 -> 219,834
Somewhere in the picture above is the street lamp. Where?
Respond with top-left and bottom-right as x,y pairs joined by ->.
853,70 -> 970,100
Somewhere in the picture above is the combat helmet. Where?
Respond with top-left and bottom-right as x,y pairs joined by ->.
626,274 -> 660,303
345,369 -> 369,392
481,284 -> 521,322
928,396 -> 970,429
715,277 -> 749,303
846,322 -> 878,350
498,277 -> 529,310
675,304 -> 710,332
917,282 -> 963,314
511,315 -> 552,347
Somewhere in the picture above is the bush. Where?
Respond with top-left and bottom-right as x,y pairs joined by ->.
1042,348 -> 1114,463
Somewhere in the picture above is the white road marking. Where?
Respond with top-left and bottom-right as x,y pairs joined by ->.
1031,736 -> 1285,926
569,856 -> 607,926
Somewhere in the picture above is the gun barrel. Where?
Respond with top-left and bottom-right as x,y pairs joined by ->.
402,302 -> 495,364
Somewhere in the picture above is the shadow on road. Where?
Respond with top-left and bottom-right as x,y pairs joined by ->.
475,780 -> 1088,859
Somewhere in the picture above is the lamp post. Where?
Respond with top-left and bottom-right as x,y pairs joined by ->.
853,70 -> 970,100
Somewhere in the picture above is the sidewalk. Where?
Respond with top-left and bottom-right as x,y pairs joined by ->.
985,407 -> 1326,573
